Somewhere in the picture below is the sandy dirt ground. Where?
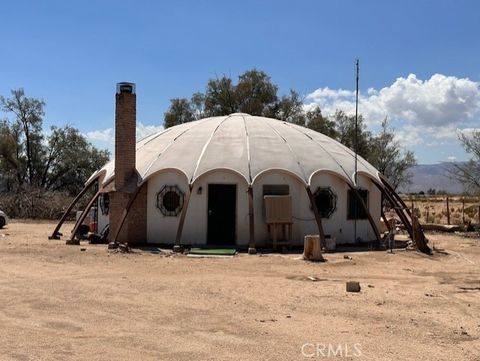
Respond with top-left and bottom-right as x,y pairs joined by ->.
0,221 -> 479,361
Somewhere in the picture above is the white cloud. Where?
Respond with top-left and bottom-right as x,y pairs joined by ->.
85,122 -> 164,145
85,128 -> 114,143
305,73 -> 480,129
136,123 -> 164,141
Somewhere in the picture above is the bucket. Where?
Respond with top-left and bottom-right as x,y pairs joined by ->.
325,237 -> 336,251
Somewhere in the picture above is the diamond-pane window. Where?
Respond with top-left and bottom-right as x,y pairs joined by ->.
156,185 -> 184,216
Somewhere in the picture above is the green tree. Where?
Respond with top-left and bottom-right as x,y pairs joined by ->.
450,130 -> 480,194
333,110 -> 371,159
235,70 -> 278,116
0,89 -> 45,187
274,90 -> 306,126
204,76 -> 237,116
368,118 -> 416,190
305,107 -> 337,138
42,126 -> 110,195
0,89 -> 110,195
164,69 -> 305,127
164,98 -> 195,128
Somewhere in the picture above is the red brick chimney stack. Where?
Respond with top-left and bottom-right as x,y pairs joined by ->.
115,82 -> 136,190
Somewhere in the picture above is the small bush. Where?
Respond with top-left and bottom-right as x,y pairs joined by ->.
0,187 -> 90,220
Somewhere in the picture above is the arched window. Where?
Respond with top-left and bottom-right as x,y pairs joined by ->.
156,185 -> 184,216
313,187 -> 337,218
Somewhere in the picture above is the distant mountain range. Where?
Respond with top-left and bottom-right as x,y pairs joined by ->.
399,162 -> 464,194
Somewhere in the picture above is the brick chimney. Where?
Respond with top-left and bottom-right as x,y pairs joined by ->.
108,82 -> 147,245
115,82 -> 136,190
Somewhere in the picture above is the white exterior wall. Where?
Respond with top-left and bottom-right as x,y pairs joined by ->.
183,170 -> 250,246
146,170 -> 249,245
147,170 -> 189,244
309,173 -> 381,244
97,200 -> 109,234
146,169 -> 381,246
252,171 -> 314,246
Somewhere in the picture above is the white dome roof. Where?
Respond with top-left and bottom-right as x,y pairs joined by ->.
91,113 -> 381,187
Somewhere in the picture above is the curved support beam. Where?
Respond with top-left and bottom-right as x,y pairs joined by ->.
376,183 -> 431,254
380,177 -> 414,219
69,190 -> 101,242
49,181 -> 96,239
175,185 -> 193,246
378,185 -> 413,238
111,184 -> 145,244
247,186 -> 255,250
347,184 -> 382,247
380,206 -> 392,234
305,186 -> 326,249
383,182 -> 430,251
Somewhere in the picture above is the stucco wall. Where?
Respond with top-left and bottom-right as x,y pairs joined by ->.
146,169 -> 381,246
146,169 -> 249,245
309,172 -> 381,244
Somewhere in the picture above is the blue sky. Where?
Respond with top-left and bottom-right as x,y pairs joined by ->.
1,0 -> 479,164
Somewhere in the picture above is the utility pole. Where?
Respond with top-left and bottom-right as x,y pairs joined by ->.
354,59 -> 359,243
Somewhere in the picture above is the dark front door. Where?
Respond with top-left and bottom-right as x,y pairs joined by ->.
207,184 -> 236,245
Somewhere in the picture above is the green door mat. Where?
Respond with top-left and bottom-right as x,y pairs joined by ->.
189,247 -> 237,256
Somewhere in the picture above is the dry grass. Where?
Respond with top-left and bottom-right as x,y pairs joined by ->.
0,221 -> 479,360
401,196 -> 480,225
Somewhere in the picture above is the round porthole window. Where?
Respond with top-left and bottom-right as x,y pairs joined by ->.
156,185 -> 184,216
313,187 -> 337,218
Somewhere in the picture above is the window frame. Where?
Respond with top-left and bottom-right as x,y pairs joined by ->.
312,187 -> 337,218
347,188 -> 369,220
156,185 -> 184,217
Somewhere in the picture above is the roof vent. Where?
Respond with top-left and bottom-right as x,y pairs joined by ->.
116,82 -> 136,94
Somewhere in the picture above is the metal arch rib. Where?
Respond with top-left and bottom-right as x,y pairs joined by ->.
262,119 -> 309,184
282,122 -> 352,184
190,115 -> 232,184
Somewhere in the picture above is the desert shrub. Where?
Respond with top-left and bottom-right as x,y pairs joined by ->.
451,213 -> 462,225
412,207 -> 421,218
465,205 -> 477,218
0,187 -> 91,219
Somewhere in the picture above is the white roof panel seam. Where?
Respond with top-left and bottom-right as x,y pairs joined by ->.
263,118 -> 309,184
140,121 -> 205,180
284,122 -> 352,183
241,114 -> 253,184
191,115 -> 230,184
